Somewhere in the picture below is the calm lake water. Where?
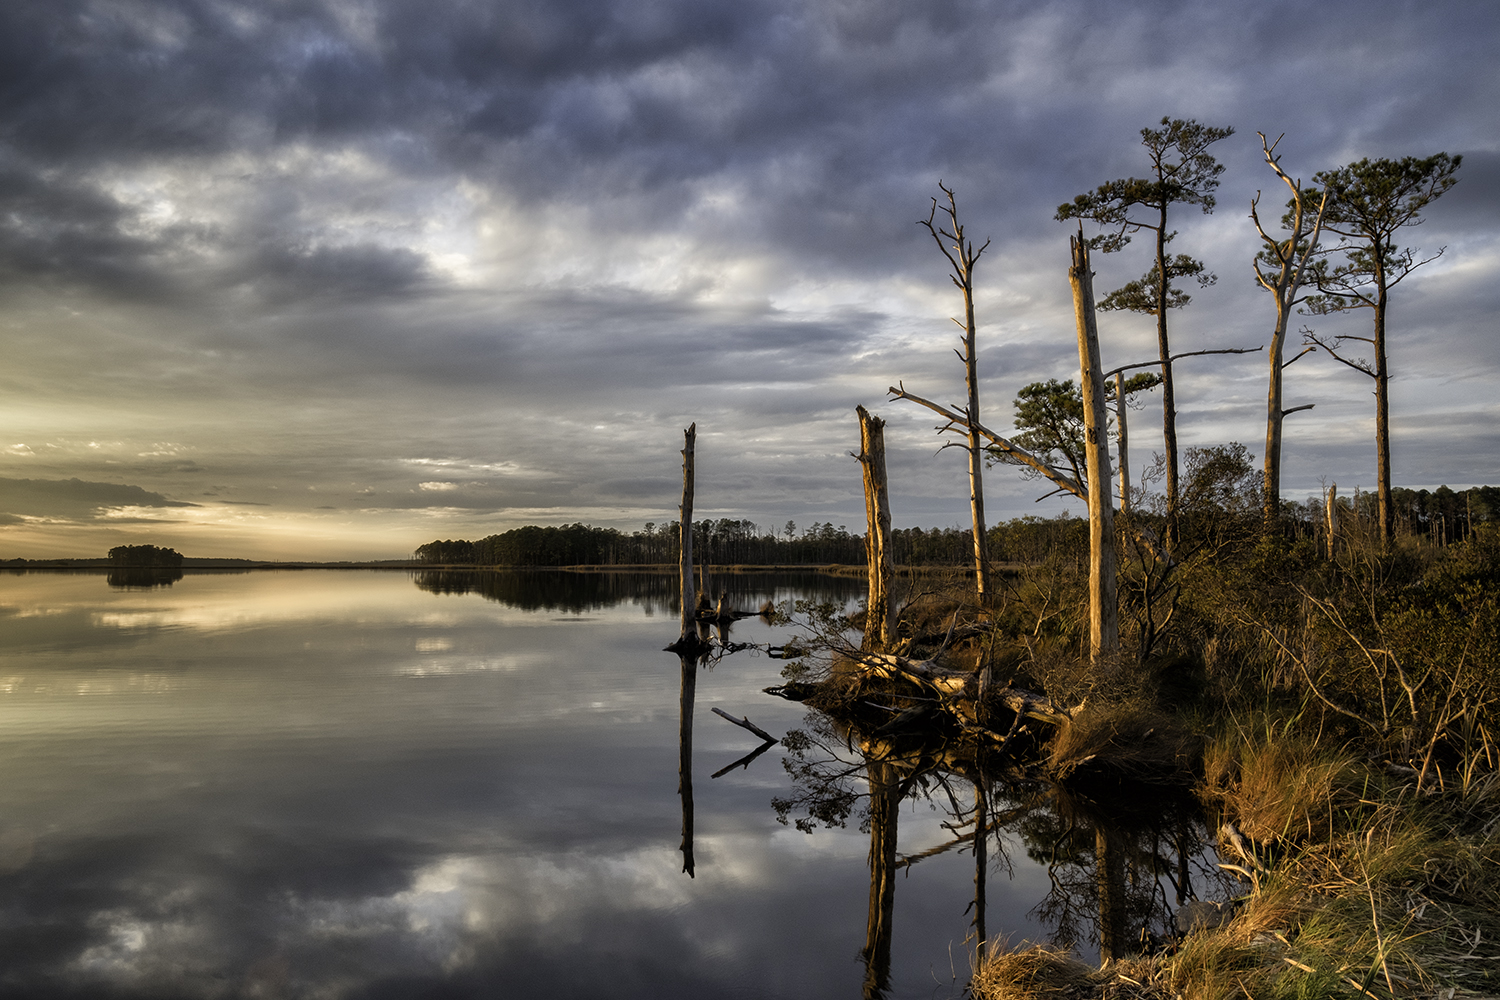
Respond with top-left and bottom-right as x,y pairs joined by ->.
0,568 -> 1068,999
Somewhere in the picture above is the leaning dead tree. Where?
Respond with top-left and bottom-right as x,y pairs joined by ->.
1250,132 -> 1327,526
856,406 -> 896,652
916,183 -> 992,602
1069,233 -> 1119,665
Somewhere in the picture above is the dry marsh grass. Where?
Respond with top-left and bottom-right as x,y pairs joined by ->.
1201,718 -> 1364,845
976,723 -> 1500,1000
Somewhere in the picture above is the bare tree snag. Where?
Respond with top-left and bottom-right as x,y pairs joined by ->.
668,423 -> 701,876
1070,233 -> 1120,666
677,424 -> 697,640
919,184 -> 992,602
856,406 -> 897,652
1251,133 -> 1328,526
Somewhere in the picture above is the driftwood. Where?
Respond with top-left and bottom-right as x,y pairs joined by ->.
711,706 -> 777,743
766,646 -> 1070,769
709,707 -> 778,778
852,652 -> 1071,726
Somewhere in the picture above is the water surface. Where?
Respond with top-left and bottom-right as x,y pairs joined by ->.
0,569 -> 1065,998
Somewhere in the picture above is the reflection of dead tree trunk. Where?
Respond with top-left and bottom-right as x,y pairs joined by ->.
857,406 -> 896,652
1095,825 -> 1128,963
972,775 -> 988,956
678,652 -> 696,878
1070,234 -> 1119,666
862,755 -> 899,999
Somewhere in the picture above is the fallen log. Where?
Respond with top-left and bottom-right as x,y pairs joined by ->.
850,651 -> 1072,727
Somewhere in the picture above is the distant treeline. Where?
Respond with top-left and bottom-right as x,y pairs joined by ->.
421,516 -> 1107,567
416,484 -> 1499,568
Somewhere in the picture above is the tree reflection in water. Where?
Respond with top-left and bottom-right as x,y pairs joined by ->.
773,706 -> 1229,995
106,567 -> 184,589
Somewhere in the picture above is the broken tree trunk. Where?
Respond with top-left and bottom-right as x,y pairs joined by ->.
667,423 -> 702,653
1069,234 -> 1120,667
856,406 -> 896,652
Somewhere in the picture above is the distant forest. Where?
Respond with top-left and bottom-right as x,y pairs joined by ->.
416,484 -> 1499,567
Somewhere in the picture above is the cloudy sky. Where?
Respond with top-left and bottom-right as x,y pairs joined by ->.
1,0 -> 1496,560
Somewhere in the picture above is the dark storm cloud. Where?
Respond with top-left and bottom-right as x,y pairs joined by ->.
2,0 -> 1494,299
0,478 -> 198,520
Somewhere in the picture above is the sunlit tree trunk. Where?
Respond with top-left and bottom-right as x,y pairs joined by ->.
1070,235 -> 1119,666
857,406 -> 896,651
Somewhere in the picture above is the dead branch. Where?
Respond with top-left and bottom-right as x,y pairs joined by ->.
711,706 -> 777,743
888,382 -> 1083,497
1303,329 -> 1376,377
1104,346 -> 1263,379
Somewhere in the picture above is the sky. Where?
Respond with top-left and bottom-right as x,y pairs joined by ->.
1,0 -> 1497,560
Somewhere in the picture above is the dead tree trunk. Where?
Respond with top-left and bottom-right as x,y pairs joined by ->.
919,185 -> 992,602
1070,234 -> 1120,666
857,406 -> 896,652
671,424 -> 701,875
677,424 -> 697,641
